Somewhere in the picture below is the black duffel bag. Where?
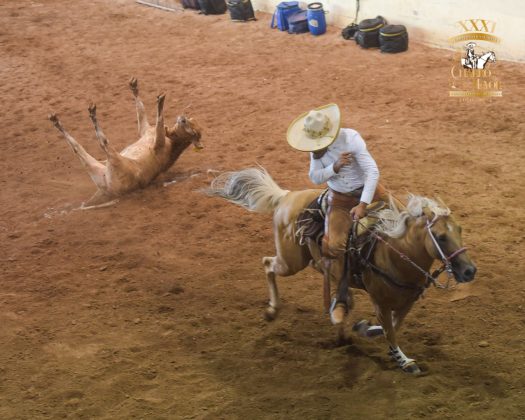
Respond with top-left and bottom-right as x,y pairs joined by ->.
198,0 -> 227,14
379,24 -> 408,53
182,0 -> 201,9
227,0 -> 256,21
341,23 -> 359,40
355,16 -> 386,48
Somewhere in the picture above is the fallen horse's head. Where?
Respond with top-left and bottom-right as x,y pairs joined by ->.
166,115 -> 203,151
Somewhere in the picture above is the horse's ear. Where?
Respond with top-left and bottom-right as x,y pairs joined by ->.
435,196 -> 448,209
422,206 -> 433,219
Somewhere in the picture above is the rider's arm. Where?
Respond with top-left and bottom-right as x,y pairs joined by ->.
351,133 -> 379,204
309,153 -> 335,185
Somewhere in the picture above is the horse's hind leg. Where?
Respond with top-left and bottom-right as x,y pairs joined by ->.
88,104 -> 122,165
262,241 -> 310,321
48,113 -> 107,189
129,77 -> 150,137
353,319 -> 384,338
262,256 -> 283,321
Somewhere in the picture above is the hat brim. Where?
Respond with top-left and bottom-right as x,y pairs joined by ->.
286,104 -> 341,152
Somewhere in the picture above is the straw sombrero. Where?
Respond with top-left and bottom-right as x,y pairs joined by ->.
287,104 -> 341,152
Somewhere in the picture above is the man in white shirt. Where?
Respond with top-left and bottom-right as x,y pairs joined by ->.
309,128 -> 380,230
287,104 -> 383,325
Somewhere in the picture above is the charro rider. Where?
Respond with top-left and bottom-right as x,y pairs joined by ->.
287,104 -> 384,325
464,42 -> 477,69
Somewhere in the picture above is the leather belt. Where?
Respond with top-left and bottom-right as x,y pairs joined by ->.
327,188 -> 362,209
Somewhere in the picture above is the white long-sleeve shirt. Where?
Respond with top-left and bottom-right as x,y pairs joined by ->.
309,128 -> 379,204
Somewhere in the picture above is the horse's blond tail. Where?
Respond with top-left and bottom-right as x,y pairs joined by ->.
205,167 -> 289,214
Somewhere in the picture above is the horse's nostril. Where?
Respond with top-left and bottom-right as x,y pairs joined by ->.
463,266 -> 477,280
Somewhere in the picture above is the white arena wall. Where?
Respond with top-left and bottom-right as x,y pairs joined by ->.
251,0 -> 525,62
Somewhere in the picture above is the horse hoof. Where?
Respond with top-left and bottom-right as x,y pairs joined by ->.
402,362 -> 423,376
352,319 -> 371,337
264,306 -> 279,322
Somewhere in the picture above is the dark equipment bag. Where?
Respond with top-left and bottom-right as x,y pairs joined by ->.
182,0 -> 201,9
355,15 -> 386,48
341,23 -> 359,40
198,0 -> 227,14
379,24 -> 408,53
227,0 -> 256,21
287,10 -> 308,34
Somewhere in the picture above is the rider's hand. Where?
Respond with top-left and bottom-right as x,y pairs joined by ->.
350,202 -> 368,220
334,152 -> 353,173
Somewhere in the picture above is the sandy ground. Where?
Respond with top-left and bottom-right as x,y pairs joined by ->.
1,1 -> 525,418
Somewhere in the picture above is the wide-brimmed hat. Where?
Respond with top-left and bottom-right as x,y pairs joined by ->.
287,104 -> 341,152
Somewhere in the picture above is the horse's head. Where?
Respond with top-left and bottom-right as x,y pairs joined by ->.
423,210 -> 477,283
166,115 -> 203,150
376,195 -> 477,283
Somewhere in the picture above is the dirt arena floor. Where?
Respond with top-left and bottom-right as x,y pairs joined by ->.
1,0 -> 525,418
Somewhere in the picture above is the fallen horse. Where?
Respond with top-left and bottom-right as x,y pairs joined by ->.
49,78 -> 202,206
206,167 -> 477,374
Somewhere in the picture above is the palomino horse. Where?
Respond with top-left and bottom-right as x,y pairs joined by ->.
207,167 -> 477,374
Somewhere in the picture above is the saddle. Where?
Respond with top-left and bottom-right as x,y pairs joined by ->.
296,190 -> 386,291
295,189 -> 386,247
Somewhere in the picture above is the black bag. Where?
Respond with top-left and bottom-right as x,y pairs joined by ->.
355,16 -> 386,48
379,24 -> 408,53
227,0 -> 256,21
341,23 -> 358,40
182,0 -> 200,9
198,0 -> 227,15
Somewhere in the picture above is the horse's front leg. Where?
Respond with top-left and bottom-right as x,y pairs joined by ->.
392,302 -> 414,331
375,303 -> 421,375
354,300 -> 414,337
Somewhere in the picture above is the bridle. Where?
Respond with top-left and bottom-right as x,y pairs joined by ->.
425,214 -> 467,287
355,213 -> 467,291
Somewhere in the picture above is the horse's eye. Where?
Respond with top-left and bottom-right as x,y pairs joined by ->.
437,234 -> 447,243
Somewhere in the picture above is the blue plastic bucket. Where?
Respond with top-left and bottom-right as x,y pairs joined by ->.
270,1 -> 301,31
307,2 -> 326,35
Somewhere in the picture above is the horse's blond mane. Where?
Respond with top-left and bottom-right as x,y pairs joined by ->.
375,194 -> 451,238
